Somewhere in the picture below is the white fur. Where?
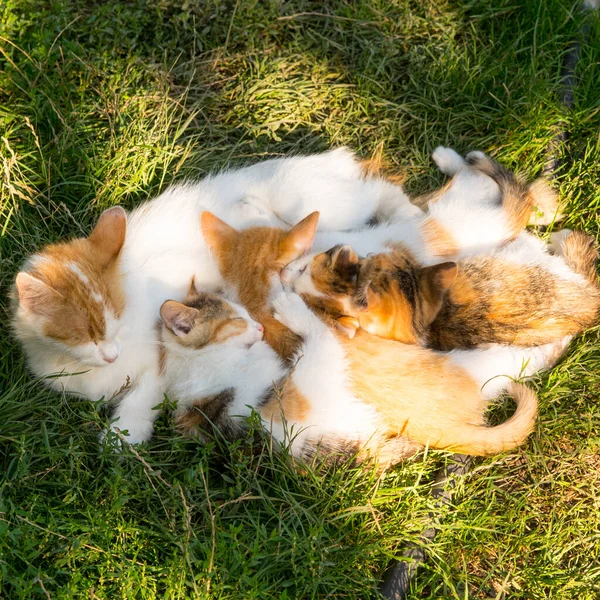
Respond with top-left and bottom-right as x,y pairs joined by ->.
449,338 -> 572,400
300,147 -> 522,266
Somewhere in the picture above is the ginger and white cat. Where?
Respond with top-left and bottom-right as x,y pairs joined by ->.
199,211 -> 564,457
11,149 -> 418,443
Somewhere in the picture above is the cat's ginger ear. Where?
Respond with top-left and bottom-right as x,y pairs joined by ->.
336,316 -> 360,338
279,212 -> 320,264
15,272 -> 61,315
160,300 -> 199,337
88,207 -> 127,266
201,212 -> 237,256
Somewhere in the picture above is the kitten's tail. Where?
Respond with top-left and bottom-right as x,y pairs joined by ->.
466,154 -> 535,242
436,382 -> 538,456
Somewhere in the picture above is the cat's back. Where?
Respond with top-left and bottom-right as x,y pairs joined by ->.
339,330 -> 484,431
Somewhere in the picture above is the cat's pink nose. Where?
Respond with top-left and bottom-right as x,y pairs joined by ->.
280,269 -> 290,283
257,324 -> 264,333
103,355 -> 117,364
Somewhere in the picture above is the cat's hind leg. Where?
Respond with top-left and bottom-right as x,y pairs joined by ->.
432,146 -> 467,176
548,230 -> 599,284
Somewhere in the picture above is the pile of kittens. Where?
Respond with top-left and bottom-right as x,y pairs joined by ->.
11,147 -> 600,468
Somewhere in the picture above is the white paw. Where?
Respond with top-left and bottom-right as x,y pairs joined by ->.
432,146 -> 465,176
272,289 -> 313,333
547,230 -> 573,255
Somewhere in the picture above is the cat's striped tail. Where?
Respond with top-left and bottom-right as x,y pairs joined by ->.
466,153 -> 536,243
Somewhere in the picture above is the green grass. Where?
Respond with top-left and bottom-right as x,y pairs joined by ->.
1,0 -> 600,597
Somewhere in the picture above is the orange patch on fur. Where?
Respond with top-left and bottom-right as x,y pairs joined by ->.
261,378 -> 310,424
420,217 -> 459,258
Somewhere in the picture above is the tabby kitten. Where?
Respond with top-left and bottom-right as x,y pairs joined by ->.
287,230 -> 599,351
200,211 -> 551,457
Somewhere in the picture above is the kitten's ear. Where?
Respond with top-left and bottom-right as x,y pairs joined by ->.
355,281 -> 378,309
332,245 -> 359,269
279,212 -> 320,264
421,262 -> 458,293
335,316 -> 360,339
15,272 -> 62,316
366,285 -> 380,309
160,300 -> 200,337
88,207 -> 127,266
332,245 -> 360,284
201,212 -> 237,257
419,262 -> 458,324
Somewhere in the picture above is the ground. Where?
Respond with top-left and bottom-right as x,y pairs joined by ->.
1,1 -> 599,598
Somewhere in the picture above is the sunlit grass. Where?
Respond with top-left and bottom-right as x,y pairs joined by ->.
1,1 -> 599,598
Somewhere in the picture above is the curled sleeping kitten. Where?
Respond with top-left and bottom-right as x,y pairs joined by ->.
160,281 -> 415,467
199,211 -> 550,458
284,230 -> 599,352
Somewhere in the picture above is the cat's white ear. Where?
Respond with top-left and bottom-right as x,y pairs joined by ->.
201,212 -> 237,256
15,272 -> 61,315
88,207 -> 127,266
160,300 -> 199,337
280,212 -> 320,264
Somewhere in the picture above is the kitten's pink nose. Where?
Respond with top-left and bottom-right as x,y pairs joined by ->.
280,269 -> 290,283
103,355 -> 117,364
257,324 -> 264,332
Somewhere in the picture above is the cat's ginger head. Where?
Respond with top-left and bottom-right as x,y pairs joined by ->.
200,211 -> 320,360
11,207 -> 127,367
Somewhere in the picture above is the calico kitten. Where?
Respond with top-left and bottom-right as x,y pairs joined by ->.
11,149 -> 416,444
200,211 -> 555,457
287,230 -> 599,351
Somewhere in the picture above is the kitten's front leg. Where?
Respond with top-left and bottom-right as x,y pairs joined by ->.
106,369 -> 164,445
271,285 -> 326,338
